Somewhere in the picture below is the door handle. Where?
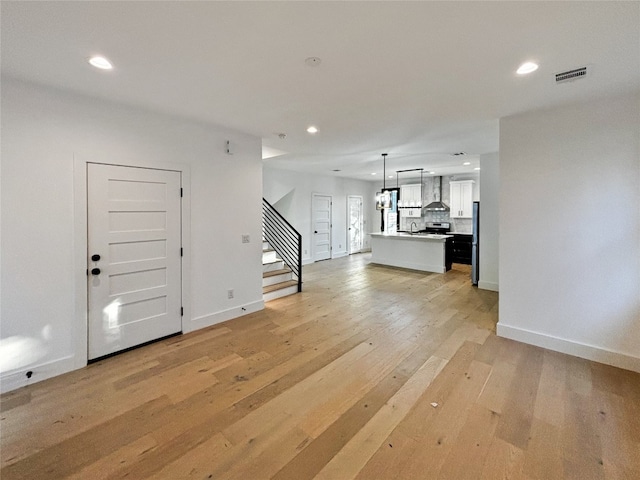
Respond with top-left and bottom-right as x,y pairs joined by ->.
91,268 -> 101,275
91,254 -> 101,262
314,231 -> 318,234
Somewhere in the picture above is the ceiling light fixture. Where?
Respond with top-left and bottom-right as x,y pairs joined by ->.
474,167 -> 481,171
429,171 -> 436,175
88,56 -> 113,70
371,172 -> 377,175
306,126 -> 318,134
516,61 -> 538,75
463,162 -> 471,166
376,153 -> 391,211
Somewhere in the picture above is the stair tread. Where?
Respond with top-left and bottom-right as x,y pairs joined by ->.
263,267 -> 292,278
262,279 -> 298,294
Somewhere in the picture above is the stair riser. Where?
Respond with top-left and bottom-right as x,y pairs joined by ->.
263,272 -> 293,287
263,285 -> 299,302
263,261 -> 285,272
262,251 -> 277,264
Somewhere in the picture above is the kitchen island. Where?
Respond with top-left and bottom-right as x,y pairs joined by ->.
370,232 -> 452,273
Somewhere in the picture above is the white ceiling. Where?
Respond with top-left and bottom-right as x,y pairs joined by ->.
2,1 -> 639,181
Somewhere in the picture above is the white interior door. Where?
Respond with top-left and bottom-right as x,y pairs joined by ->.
312,194 -> 332,262
348,195 -> 363,254
87,163 -> 182,360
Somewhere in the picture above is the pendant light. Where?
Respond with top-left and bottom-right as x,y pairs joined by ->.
376,153 -> 391,210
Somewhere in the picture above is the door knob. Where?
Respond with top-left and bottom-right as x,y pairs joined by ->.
91,268 -> 101,275
314,230 -> 318,234
91,254 -> 101,262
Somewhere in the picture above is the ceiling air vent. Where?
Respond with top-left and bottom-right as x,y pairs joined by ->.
555,66 -> 589,84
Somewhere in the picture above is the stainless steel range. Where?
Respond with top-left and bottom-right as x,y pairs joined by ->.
423,222 -> 450,234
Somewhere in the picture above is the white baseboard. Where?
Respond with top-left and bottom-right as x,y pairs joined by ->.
478,281 -> 499,292
332,251 -> 348,259
302,257 -> 314,266
1,354 -> 78,394
497,323 -> 640,373
185,299 -> 265,333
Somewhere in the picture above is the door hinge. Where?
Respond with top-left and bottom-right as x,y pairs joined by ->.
181,307 -> 184,316
180,188 -> 183,197
86,269 -> 88,276
180,247 -> 183,257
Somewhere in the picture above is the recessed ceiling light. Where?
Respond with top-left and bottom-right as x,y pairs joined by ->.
463,162 -> 471,166
429,171 -> 436,174
88,56 -> 113,70
517,62 -> 538,75
371,172 -> 377,175
388,175 -> 394,179
474,167 -> 481,171
306,126 -> 318,134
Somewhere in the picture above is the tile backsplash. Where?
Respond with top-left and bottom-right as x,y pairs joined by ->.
397,174 -> 477,233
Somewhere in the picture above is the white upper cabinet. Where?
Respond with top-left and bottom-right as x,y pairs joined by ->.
449,180 -> 474,218
399,184 -> 422,218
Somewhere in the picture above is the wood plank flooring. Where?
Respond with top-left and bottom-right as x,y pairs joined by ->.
2,254 -> 639,479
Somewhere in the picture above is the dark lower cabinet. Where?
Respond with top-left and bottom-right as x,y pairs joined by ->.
450,234 -> 472,265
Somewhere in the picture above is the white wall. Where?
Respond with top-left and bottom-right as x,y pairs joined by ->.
498,92 -> 640,372
479,152 -> 499,291
1,78 -> 264,392
263,167 -> 377,263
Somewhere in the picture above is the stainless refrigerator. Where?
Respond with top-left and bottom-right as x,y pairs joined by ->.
471,201 -> 479,285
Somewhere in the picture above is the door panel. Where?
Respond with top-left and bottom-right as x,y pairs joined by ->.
313,194 -> 332,261
348,195 -> 363,254
88,164 -> 181,360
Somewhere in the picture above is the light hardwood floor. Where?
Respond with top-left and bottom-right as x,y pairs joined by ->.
2,254 -> 639,479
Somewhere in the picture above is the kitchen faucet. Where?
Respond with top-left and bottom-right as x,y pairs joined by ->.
410,222 -> 419,234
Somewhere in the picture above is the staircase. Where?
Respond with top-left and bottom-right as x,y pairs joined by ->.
262,241 -> 299,301
262,198 -> 302,302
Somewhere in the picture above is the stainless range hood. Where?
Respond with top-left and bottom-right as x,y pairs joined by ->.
424,176 -> 450,212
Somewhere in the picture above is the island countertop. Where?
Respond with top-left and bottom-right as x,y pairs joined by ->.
370,232 -> 453,241
370,232 -> 452,273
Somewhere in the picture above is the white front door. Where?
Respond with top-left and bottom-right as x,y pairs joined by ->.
348,195 -> 363,254
87,163 -> 182,360
312,194 -> 332,262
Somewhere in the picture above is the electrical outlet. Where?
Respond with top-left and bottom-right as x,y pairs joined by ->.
339,244 -> 342,249
228,289 -> 234,299
242,235 -> 250,243
304,249 -> 308,255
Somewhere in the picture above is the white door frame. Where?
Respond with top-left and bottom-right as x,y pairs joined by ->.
73,156 -> 191,369
311,193 -> 332,262
347,195 -> 364,254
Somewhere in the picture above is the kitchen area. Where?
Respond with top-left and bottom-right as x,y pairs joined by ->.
370,170 -> 480,283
